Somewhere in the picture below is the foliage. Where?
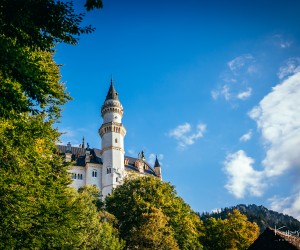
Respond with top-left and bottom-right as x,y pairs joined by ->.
200,204 -> 300,233
201,209 -> 259,250
0,119 -> 124,249
105,177 -> 204,250
0,0 -> 102,120
0,0 -> 122,248
129,207 -> 179,250
0,0 -> 103,49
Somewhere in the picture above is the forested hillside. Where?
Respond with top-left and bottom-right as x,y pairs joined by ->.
199,204 -> 300,232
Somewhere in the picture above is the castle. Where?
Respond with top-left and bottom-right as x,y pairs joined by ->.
58,80 -> 162,198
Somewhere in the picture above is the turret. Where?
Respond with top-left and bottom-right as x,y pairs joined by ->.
99,79 -> 126,198
154,156 -> 162,180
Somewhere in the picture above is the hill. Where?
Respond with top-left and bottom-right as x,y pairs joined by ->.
199,204 -> 300,233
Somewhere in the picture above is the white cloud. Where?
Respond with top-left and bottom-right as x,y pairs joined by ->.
277,57 -> 300,79
239,130 -> 252,142
227,54 -> 254,74
148,153 -> 164,166
268,193 -> 300,220
168,122 -> 206,149
249,72 -> 300,177
225,72 -> 300,203
237,88 -> 252,100
224,150 -> 265,198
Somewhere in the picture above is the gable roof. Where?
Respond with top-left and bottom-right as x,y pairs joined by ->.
248,227 -> 300,250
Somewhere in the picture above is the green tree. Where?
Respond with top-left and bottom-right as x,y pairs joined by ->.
201,209 -> 259,250
129,207 -> 179,250
0,0 -> 103,119
105,177 -> 204,250
0,0 -> 127,248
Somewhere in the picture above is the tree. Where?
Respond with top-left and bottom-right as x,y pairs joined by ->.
226,210 -> 259,250
0,0 -> 121,248
105,177 -> 204,250
201,209 -> 259,250
0,0 -> 103,119
129,207 -> 179,250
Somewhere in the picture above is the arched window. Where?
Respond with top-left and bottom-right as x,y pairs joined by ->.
92,170 -> 97,177
115,138 -> 118,143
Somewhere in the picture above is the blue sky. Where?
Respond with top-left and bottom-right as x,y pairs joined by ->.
56,0 -> 300,219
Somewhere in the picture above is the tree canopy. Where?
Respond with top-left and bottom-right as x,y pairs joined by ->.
105,177 -> 204,250
201,209 -> 259,250
0,0 -> 102,119
0,1 -> 126,248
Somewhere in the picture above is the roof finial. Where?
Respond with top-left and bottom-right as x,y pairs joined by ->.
82,136 -> 85,148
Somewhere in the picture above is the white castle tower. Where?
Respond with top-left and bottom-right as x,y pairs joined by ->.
99,80 -> 126,198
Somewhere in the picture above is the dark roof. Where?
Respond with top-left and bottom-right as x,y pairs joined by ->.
154,156 -> 160,168
249,227 -> 300,250
105,79 -> 119,101
57,145 -> 157,177
57,145 -> 102,166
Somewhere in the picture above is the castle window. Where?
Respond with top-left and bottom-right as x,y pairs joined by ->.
72,173 -> 76,179
116,177 -> 118,182
115,138 -> 118,143
107,168 -> 111,174
92,170 -> 97,177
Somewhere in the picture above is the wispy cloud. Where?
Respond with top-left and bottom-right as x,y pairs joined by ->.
239,130 -> 252,142
270,34 -> 293,49
212,54 -> 256,103
277,57 -> 300,80
168,122 -> 206,149
227,54 -> 255,75
268,193 -> 300,220
224,150 -> 265,198
237,88 -> 252,100
211,85 -> 231,100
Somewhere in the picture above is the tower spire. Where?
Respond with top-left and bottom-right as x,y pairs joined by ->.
154,155 -> 160,168
105,78 -> 118,101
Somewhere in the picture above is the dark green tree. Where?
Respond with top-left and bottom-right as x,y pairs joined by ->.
105,177 -> 204,250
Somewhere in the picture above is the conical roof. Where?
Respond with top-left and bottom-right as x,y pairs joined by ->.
154,156 -> 160,168
105,79 -> 119,101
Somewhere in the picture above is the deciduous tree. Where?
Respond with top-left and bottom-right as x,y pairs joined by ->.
201,209 -> 259,250
105,177 -> 204,250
